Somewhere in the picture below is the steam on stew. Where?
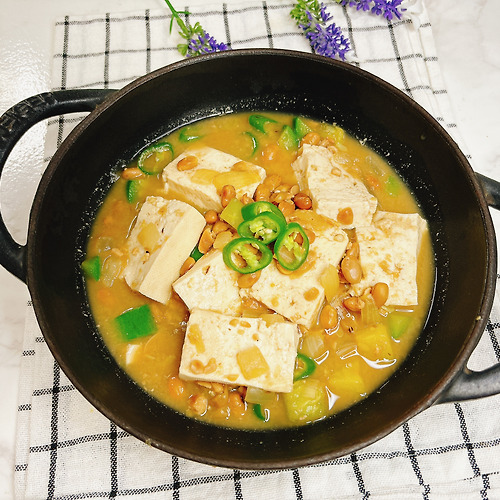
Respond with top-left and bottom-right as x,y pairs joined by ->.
82,112 -> 433,428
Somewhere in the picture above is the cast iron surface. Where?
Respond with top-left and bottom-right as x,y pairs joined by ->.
1,49 -> 499,468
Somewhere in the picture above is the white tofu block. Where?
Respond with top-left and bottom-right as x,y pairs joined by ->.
179,309 -> 299,393
162,146 -> 266,212
292,144 -> 377,229
123,196 -> 205,304
353,211 -> 428,306
241,215 -> 348,328
173,249 -> 242,315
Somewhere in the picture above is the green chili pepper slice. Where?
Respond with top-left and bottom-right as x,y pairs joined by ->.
137,142 -> 174,175
274,222 -> 310,271
244,131 -> 258,156
222,237 -> 273,274
115,305 -> 157,341
179,126 -> 203,143
125,178 -> 143,203
293,353 -> 316,381
253,404 -> 270,422
241,201 -> 286,224
238,212 -> 286,245
248,114 -> 277,134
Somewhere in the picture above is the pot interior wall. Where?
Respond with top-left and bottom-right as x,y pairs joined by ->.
27,51 -> 492,468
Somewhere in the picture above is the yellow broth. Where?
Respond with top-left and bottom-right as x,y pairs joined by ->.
84,112 -> 434,428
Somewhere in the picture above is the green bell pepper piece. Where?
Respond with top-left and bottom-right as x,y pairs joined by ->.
81,255 -> 100,281
293,116 -> 312,139
248,114 -> 277,134
115,305 -> 157,341
278,125 -> 299,151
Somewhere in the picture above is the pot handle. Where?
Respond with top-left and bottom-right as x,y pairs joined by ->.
0,89 -> 115,283
437,172 -> 500,403
476,173 -> 500,210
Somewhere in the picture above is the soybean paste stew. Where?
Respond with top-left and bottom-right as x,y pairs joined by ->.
82,112 -> 434,428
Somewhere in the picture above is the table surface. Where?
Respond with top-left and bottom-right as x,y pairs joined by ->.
1,0 -> 499,497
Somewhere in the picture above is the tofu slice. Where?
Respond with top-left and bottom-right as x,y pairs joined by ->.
122,196 -> 205,304
241,213 -> 348,328
353,211 -> 428,306
179,309 -> 299,393
173,249 -> 242,315
292,144 -> 377,229
162,146 -> 266,212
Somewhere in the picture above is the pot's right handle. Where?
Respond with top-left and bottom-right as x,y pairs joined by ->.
437,172 -> 500,403
0,89 -> 115,283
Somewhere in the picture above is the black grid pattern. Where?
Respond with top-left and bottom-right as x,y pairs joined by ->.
14,1 -> 500,498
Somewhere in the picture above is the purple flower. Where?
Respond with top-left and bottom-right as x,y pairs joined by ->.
306,22 -> 351,61
291,1 -> 351,61
187,31 -> 228,57
340,0 -> 406,21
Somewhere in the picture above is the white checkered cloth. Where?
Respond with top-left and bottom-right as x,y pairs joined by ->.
14,1 -> 500,498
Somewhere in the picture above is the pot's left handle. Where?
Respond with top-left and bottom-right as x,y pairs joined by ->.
0,89 -> 115,282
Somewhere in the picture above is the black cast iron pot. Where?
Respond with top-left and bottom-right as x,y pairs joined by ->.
1,49 -> 500,470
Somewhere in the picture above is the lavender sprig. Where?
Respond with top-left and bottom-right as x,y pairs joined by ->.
164,0 -> 228,57
291,0 -> 351,61
338,0 -> 406,21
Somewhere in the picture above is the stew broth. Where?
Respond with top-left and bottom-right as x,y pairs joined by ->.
83,112 -> 434,428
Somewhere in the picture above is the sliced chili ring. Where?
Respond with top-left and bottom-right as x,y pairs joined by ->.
274,222 -> 309,271
222,237 -> 273,274
137,142 -> 174,175
293,353 -> 316,381
241,201 -> 286,223
237,212 -> 286,245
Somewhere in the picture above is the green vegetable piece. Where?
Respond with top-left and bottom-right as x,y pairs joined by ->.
81,255 -> 100,281
274,222 -> 310,271
179,126 -> 203,143
248,114 -> 277,134
125,179 -> 143,203
220,197 -> 244,229
190,246 -> 204,261
319,123 -> 345,144
244,131 -> 258,156
278,125 -> 299,151
385,175 -> 401,196
137,142 -> 174,175
222,237 -> 273,274
241,201 -> 286,223
293,116 -> 312,139
293,353 -> 316,381
238,212 -> 286,245
115,305 -> 157,341
388,312 -> 412,339
253,404 -> 270,422
284,379 -> 328,424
